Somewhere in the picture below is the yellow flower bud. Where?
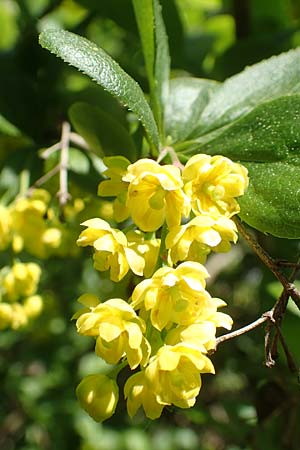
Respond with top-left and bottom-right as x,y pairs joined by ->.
42,228 -> 62,248
76,374 -> 119,422
23,295 -> 43,318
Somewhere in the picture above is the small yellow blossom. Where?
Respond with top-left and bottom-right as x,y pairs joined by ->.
131,262 -> 215,331
182,154 -> 248,218
23,295 -> 43,318
166,215 -> 238,265
76,374 -> 119,422
126,230 -> 160,278
145,343 -> 214,409
75,294 -> 150,369
124,371 -> 164,419
123,159 -> 190,232
2,262 -> 41,302
77,218 -> 145,281
98,156 -> 131,222
166,322 -> 218,353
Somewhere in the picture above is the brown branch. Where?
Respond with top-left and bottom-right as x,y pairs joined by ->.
27,164 -> 60,196
57,121 -> 71,207
234,217 -> 299,372
234,217 -> 300,310
69,132 -> 90,151
265,257 -> 300,368
211,313 -> 270,352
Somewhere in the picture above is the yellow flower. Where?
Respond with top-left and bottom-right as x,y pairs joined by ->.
23,295 -> 43,318
165,299 -> 232,352
76,374 -> 119,422
126,230 -> 160,278
98,156 -> 131,222
182,154 -> 248,218
124,371 -> 164,419
166,322 -> 218,353
166,215 -> 238,265
131,262 -> 215,331
123,159 -> 190,232
75,294 -> 150,369
145,343 -> 214,409
77,218 -> 145,281
2,262 -> 41,302
0,204 -> 12,250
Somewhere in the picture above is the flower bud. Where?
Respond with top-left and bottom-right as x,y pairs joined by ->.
76,374 -> 119,422
24,295 -> 43,318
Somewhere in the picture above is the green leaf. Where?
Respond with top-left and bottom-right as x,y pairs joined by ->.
239,160 -> 300,239
195,96 -> 300,162
191,96 -> 300,238
68,148 -> 90,174
68,102 -> 137,160
132,0 -> 170,138
132,0 -> 155,92
164,77 -> 219,143
39,29 -> 159,150
191,47 -> 300,137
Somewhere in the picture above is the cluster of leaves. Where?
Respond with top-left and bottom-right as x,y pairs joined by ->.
1,0 -> 300,449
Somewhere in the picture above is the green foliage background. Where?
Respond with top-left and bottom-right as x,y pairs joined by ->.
1,1 -> 300,449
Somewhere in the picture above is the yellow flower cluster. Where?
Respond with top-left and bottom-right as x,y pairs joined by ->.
75,153 -> 248,422
0,262 -> 43,329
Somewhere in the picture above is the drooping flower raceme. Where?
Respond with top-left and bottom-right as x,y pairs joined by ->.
75,152 -> 249,422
